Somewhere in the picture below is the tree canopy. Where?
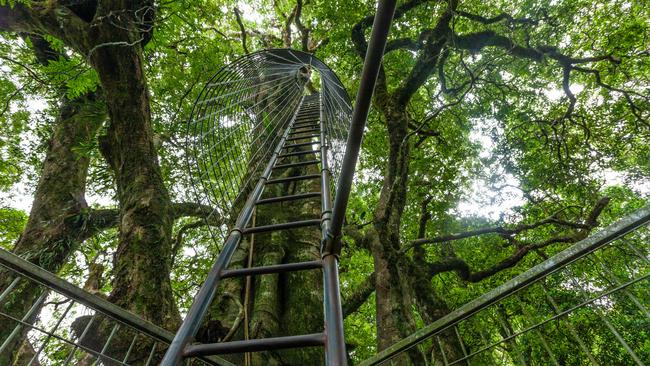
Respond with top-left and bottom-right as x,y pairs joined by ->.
0,0 -> 648,364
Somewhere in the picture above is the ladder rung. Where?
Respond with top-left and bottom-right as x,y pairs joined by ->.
183,333 -> 326,356
290,128 -> 320,135
221,260 -> 322,278
278,149 -> 319,158
293,122 -> 317,126
256,192 -> 321,205
273,160 -> 320,170
265,174 -> 321,185
292,123 -> 320,130
294,118 -> 318,123
286,134 -> 320,142
291,124 -> 319,129
283,141 -> 320,149
242,219 -> 321,234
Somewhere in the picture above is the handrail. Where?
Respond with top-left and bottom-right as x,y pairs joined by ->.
0,248 -> 235,366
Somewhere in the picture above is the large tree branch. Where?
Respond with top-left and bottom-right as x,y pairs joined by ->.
451,29 -> 623,121
171,202 -> 221,221
351,0 -> 433,57
572,65 -> 649,126
453,30 -> 620,65
273,0 -> 297,47
455,10 -> 538,26
171,220 -> 207,268
561,64 -> 576,119
0,3 -> 91,53
425,197 -> 610,282
233,7 -> 249,54
82,202 -> 221,239
394,1 -> 459,105
429,235 -> 576,282
403,199 -> 606,253
384,37 -> 419,53
342,272 -> 376,318
294,0 -> 309,52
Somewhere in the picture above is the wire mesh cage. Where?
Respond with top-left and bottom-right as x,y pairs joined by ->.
185,49 -> 352,240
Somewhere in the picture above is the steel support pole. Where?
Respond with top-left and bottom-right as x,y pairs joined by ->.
160,96 -> 305,366
322,254 -> 347,364
324,0 -> 397,256
317,2 -> 396,363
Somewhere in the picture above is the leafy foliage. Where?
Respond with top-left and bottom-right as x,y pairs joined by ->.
0,0 -> 647,364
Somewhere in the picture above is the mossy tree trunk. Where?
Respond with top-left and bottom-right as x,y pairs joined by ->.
87,2 -> 180,331
0,36 -> 107,365
0,4 -> 180,363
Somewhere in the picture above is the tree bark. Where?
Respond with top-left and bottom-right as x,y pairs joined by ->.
367,82 -> 429,363
88,6 -> 180,329
0,90 -> 105,365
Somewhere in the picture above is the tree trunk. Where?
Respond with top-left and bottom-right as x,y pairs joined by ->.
0,91 -> 104,365
88,15 -> 180,330
368,93 -> 428,364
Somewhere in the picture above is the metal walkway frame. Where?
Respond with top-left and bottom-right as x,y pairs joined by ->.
0,248 -> 235,366
1,0 -> 649,364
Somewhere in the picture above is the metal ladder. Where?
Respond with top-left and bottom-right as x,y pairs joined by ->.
161,94 -> 347,365
162,0 -> 397,362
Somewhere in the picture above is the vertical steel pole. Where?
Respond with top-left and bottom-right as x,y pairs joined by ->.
324,0 -> 397,256
318,1 -> 396,363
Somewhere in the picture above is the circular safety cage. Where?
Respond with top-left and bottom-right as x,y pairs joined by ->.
185,49 -> 352,238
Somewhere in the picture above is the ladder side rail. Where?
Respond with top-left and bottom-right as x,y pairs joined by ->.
161,95 -> 306,366
318,93 -> 348,365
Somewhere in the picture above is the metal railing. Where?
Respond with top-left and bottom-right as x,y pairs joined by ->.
0,249 -> 234,366
359,205 -> 650,365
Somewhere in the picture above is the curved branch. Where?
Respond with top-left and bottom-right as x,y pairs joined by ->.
561,64 -> 576,119
385,37 -> 419,53
424,197 -> 610,282
351,0 -> 434,56
171,220 -> 207,267
0,3 -> 91,53
342,272 -> 376,318
81,201 -> 221,241
429,235 -> 576,282
294,0 -> 310,52
170,202 -> 220,221
572,65 -> 649,126
233,7 -> 250,54
394,1 -> 458,105
455,10 -> 538,26
404,197 -> 609,253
